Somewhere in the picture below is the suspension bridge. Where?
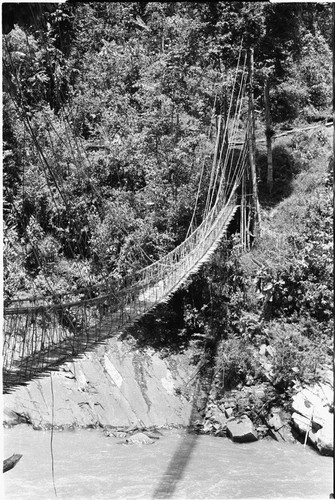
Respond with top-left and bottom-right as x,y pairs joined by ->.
3,47 -> 257,393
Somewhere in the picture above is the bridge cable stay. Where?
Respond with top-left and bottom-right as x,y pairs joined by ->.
3,40 -> 70,213
205,40 -> 245,214
218,54 -> 248,190
3,38 -> 102,381
3,36 -> 251,390
204,39 -> 246,217
218,66 -> 249,201
3,56 -> 122,331
3,11 -> 105,383
185,91 -> 218,239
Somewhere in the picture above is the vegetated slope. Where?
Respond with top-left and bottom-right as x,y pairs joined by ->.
209,124 -> 333,407
127,124 -> 333,426
3,2 -> 332,306
2,1 -> 333,412
94,124 -> 334,398
2,4 -> 333,439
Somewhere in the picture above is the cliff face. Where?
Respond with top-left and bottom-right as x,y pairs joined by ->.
3,336 -> 197,430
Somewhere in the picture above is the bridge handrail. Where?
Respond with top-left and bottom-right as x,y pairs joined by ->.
133,187 -> 236,279
4,187 -> 237,316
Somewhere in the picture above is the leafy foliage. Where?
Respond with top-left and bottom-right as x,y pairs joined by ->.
269,30 -> 331,123
215,335 -> 260,391
2,5 -> 333,429
3,2 -> 333,400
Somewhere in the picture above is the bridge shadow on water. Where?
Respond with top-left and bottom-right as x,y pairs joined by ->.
152,378 -> 203,499
152,352 -> 215,499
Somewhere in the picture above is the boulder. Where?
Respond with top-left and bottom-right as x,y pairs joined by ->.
210,409 -> 227,427
292,387 -> 330,428
291,381 -> 333,455
267,408 -> 295,443
225,407 -> 233,418
291,411 -> 333,456
226,415 -> 258,443
291,412 -> 311,434
125,432 -> 155,445
315,419 -> 333,456
3,408 -> 23,427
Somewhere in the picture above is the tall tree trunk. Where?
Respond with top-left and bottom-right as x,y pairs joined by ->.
333,5 -> 335,232
247,48 -> 261,238
240,171 -> 247,249
264,77 -> 273,195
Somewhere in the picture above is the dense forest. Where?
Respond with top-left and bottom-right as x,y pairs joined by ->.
3,1 -> 333,406
3,1 -> 332,300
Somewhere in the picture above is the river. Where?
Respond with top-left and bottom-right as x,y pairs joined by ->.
3,425 -> 332,499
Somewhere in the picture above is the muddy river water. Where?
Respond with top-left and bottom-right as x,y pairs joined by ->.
3,425 -> 333,499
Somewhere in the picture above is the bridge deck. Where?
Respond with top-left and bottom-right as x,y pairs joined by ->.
3,203 -> 238,392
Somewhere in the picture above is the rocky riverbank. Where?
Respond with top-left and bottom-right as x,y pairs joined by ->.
3,335 -> 197,430
200,376 -> 333,455
3,332 -> 333,457
198,336 -> 333,456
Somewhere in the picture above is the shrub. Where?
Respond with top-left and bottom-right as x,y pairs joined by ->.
270,80 -> 309,123
215,334 -> 260,391
266,321 -> 328,392
3,223 -> 29,303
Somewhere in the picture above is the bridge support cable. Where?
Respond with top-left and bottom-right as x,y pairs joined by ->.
185,91 -> 218,239
209,43 -> 246,208
221,61 -> 248,193
204,40 -> 247,218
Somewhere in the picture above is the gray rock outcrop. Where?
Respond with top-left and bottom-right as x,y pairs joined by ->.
291,378 -> 333,456
125,432 -> 155,445
266,407 -> 295,442
3,337 -> 197,430
226,415 -> 258,443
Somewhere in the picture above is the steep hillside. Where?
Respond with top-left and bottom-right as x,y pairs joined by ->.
191,124 -> 333,453
3,2 -> 332,303
3,2 -> 333,455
